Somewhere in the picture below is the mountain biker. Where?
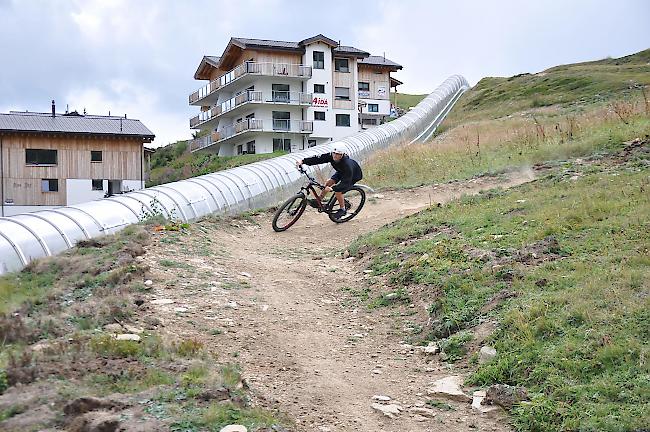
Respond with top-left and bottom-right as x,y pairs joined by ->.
296,144 -> 363,219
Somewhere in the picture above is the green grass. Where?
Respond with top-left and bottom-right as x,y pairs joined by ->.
350,151 -> 650,430
391,92 -> 428,111
364,114 -> 650,189
147,144 -> 287,187
0,262 -> 61,314
446,49 -> 650,123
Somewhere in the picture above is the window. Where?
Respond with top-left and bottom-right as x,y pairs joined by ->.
246,140 -> 256,154
41,179 -> 58,192
313,51 -> 324,69
334,87 -> 350,100
336,114 -> 350,127
314,111 -> 325,121
91,150 -> 102,162
358,82 -> 370,91
26,149 -> 57,165
272,111 -> 290,130
92,179 -> 103,191
334,58 -> 349,73
273,138 -> 291,152
313,84 -> 325,94
368,103 -> 379,112
308,139 -> 317,148
272,83 -> 290,102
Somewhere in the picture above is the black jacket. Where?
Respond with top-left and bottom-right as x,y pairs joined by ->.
303,153 -> 363,192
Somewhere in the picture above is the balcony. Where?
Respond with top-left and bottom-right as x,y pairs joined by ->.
189,91 -> 313,129
190,118 -> 313,152
189,62 -> 313,106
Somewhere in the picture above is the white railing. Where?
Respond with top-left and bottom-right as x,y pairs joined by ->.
190,91 -> 313,127
189,62 -> 313,104
214,118 -> 313,142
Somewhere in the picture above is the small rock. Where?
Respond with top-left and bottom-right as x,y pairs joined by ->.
385,292 -> 398,300
479,346 -> 497,364
408,407 -> 437,417
150,299 -> 174,305
240,272 -> 252,278
472,390 -> 500,415
31,340 -> 54,352
419,342 -> 439,355
198,386 -> 230,401
371,403 -> 402,418
103,323 -> 123,333
68,411 -> 120,432
220,425 -> 247,432
485,384 -> 528,409
427,376 -> 471,402
144,279 -> 153,286
372,395 -> 391,401
115,334 -> 140,342
225,301 -> 238,309
174,307 -> 188,313
343,250 -> 350,258
371,369 -> 382,375
374,194 -> 385,199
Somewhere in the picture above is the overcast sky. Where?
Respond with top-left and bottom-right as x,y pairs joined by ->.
0,0 -> 648,147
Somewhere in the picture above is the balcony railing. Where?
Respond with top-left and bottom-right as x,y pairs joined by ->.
190,91 -> 313,128
219,118 -> 312,141
189,132 -> 222,152
189,62 -> 313,104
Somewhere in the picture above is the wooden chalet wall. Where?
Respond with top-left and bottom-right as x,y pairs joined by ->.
0,134 -> 144,206
358,65 -> 391,100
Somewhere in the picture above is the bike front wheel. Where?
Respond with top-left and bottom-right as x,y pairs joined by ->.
272,193 -> 308,232
327,186 -> 366,223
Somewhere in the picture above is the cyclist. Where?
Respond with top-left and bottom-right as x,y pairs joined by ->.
296,144 -> 363,219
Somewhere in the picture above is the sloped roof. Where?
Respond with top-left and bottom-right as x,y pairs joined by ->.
333,45 -> 370,58
194,34 -> 372,78
231,37 -> 301,51
0,111 -> 155,140
359,55 -> 403,69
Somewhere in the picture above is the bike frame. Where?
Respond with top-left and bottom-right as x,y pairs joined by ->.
298,166 -> 335,214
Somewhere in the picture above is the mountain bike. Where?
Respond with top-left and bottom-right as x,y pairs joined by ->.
272,165 -> 366,232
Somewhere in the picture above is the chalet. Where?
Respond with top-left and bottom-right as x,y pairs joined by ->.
188,34 -> 402,155
0,102 -> 154,216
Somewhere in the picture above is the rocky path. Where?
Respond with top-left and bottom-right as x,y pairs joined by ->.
142,170 -> 535,431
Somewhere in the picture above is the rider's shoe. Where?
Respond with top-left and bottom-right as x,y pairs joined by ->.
307,198 -> 320,208
333,208 -> 347,219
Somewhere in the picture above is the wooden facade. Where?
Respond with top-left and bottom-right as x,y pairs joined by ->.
207,50 -> 303,81
358,65 -> 390,100
0,133 -> 144,206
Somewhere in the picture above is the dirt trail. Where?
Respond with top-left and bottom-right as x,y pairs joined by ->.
143,170 -> 535,431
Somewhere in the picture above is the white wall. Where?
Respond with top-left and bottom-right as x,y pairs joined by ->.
66,179 -> 106,205
360,98 -> 391,115
304,42 -> 335,138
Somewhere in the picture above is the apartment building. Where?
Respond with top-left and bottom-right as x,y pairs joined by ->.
188,34 -> 402,155
0,104 -> 154,216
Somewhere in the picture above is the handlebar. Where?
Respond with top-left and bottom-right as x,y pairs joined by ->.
296,163 -> 323,188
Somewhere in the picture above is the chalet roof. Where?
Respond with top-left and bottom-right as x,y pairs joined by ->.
0,111 -> 155,140
359,55 -> 403,70
333,45 -> 370,58
194,34 -> 371,79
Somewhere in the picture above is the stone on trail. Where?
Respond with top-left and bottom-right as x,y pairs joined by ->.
479,346 -> 497,364
408,406 -> 437,418
371,403 -> 403,418
174,307 -> 188,313
240,272 -> 252,278
471,390 -> 500,415
372,395 -> 391,401
144,279 -> 153,286
427,376 -> 472,403
150,299 -> 174,305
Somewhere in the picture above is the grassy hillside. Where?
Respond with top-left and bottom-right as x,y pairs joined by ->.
147,140 -> 285,187
445,48 -> 650,124
365,49 -> 650,189
352,141 -> 649,430
356,48 -> 650,430
391,92 -> 428,111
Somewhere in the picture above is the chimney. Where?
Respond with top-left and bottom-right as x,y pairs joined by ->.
51,100 -> 55,117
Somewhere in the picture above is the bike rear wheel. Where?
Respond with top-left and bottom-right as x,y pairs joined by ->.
327,186 -> 366,223
272,193 -> 308,232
